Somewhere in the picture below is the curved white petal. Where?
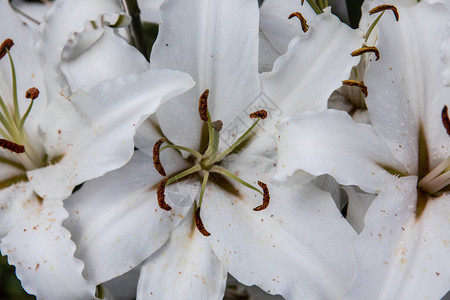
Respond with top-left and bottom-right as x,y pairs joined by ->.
1,193 -> 96,299
364,2 -> 450,172
275,110 -> 405,194
103,264 -> 141,300
259,31 -> 281,73
342,186 -> 376,234
137,214 -> 227,300
37,0 -> 126,101
64,150 -> 192,283
29,69 -> 194,199
344,177 -> 450,300
138,0 -> 164,24
61,27 -> 149,92
203,154 -> 356,299
151,0 -> 261,150
10,0 -> 51,29
259,0 -> 316,55
441,22 -> 450,86
261,9 -> 362,115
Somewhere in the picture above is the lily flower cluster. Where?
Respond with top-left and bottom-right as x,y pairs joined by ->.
0,0 -> 448,299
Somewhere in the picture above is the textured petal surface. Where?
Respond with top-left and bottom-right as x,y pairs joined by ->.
64,149 -> 192,283
364,2 -> 450,172
441,22 -> 450,86
29,69 -> 194,199
61,27 -> 149,92
343,186 -> 376,234
137,215 -> 227,300
203,153 -> 356,299
261,9 -> 362,116
1,191 -> 96,299
344,177 -> 450,300
151,0 -> 261,151
275,110 -> 405,194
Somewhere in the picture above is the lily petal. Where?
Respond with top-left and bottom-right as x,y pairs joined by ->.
441,22 -> 450,86
342,186 -> 376,234
151,0 -> 261,150
203,154 -> 356,299
64,150 -> 192,284
137,214 -> 227,300
364,2 -> 450,172
275,110 -> 405,194
61,27 -> 149,92
261,8 -> 362,115
138,0 -> 164,24
344,177 -> 450,300
28,69 -> 194,199
1,191 -> 96,299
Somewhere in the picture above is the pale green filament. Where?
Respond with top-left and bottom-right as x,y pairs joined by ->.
418,157 -> 450,195
306,0 -> 323,14
197,171 -> 209,207
166,164 -> 202,186
210,165 -> 263,196
365,11 -> 384,42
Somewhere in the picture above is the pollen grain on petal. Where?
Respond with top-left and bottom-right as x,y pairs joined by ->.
351,46 -> 380,61
342,80 -> 368,97
288,12 -> 309,32
153,138 -> 166,176
199,89 -> 210,122
25,87 -> 40,100
157,178 -> 172,211
0,38 -> 14,60
369,5 -> 399,22
249,109 -> 268,120
253,181 -> 270,211
442,105 -> 450,136
194,207 -> 211,236
0,139 -> 25,153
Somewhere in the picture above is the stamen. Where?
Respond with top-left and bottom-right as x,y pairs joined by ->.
342,80 -> 368,97
0,39 -> 14,60
0,139 -> 25,153
442,105 -> 450,136
351,46 -> 380,61
418,157 -> 450,195
253,181 -> 270,211
249,109 -> 268,120
301,0 -> 304,4
157,178 -> 172,211
198,89 -> 209,122
25,87 -> 39,100
211,120 -> 223,132
194,207 -> 211,236
288,12 -> 309,32
369,5 -> 399,22
153,138 -> 166,176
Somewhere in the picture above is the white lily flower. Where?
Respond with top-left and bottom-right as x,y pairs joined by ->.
0,1 -> 194,298
65,0 -> 362,299
276,2 -> 450,299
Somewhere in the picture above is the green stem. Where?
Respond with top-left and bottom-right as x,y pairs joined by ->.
306,0 -> 323,14
197,171 -> 209,207
210,118 -> 260,165
210,165 -> 263,196
365,11 -> 384,42
166,164 -> 201,186
161,144 -> 202,160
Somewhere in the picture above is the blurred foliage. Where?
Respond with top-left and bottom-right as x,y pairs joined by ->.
0,255 -> 35,300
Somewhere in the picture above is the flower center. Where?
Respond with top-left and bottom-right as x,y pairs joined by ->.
417,106 -> 450,195
0,39 -> 45,173
153,89 -> 270,236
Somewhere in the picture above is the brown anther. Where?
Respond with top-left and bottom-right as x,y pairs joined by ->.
0,39 -> 14,60
342,80 -> 368,97
25,87 -> 39,100
253,181 -> 270,211
351,46 -> 380,61
369,5 -> 399,22
194,207 -> 211,236
211,120 -> 223,132
249,109 -> 268,120
301,0 -> 304,4
153,138 -> 166,176
157,178 -> 172,211
199,89 -> 209,122
288,12 -> 309,32
442,105 -> 450,136
0,139 -> 25,153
